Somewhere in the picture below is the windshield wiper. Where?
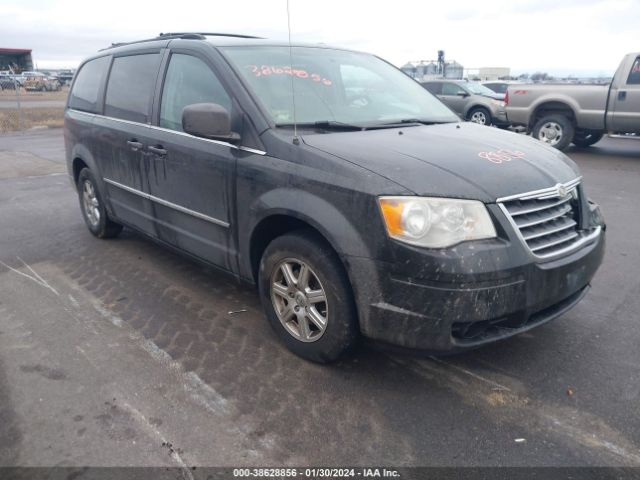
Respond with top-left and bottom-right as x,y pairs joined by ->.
380,118 -> 451,126
276,120 -> 365,131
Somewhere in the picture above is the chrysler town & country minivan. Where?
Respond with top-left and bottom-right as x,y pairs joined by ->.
65,33 -> 605,362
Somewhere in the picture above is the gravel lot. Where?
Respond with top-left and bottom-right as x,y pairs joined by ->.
0,129 -> 639,471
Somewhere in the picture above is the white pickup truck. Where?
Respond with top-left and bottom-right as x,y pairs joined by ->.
506,52 -> 640,150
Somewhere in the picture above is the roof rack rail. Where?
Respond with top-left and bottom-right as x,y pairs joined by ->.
100,32 -> 263,51
158,32 -> 263,39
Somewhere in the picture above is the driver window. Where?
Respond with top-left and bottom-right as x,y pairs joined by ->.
160,54 -> 232,132
628,57 -> 640,85
442,83 -> 464,96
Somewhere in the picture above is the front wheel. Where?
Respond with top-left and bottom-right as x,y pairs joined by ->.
258,230 -> 359,363
572,130 -> 603,148
77,168 -> 123,239
532,114 -> 575,150
468,107 -> 492,126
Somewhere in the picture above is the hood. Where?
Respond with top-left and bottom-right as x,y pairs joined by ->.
302,122 -> 580,203
476,92 -> 503,101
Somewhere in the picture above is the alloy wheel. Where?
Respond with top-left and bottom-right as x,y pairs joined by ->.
270,258 -> 328,342
82,179 -> 100,227
470,111 -> 488,125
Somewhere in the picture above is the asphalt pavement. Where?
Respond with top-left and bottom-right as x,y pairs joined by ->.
0,128 -> 639,469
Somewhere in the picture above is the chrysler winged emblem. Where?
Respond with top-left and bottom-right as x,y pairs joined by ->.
557,184 -> 568,198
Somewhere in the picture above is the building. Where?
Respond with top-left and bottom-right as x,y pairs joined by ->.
401,61 -> 439,80
444,61 -> 464,79
476,67 -> 511,81
401,58 -> 465,81
0,48 -> 33,72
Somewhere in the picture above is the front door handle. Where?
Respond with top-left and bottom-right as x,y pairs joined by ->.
148,145 -> 167,156
618,90 -> 627,101
127,139 -> 143,151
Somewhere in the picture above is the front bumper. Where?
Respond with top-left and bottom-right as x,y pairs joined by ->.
346,213 -> 605,353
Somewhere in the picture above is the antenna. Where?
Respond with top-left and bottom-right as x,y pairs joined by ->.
286,0 -> 299,144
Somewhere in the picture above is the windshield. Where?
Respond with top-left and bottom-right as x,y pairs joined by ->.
220,46 -> 459,127
463,82 -> 498,96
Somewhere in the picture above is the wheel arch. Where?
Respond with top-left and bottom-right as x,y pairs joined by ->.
463,103 -> 490,120
69,143 -> 100,186
244,189 -> 373,285
72,157 -> 89,186
530,100 -> 578,129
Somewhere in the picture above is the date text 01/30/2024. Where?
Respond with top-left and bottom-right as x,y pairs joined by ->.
232,468 -> 401,478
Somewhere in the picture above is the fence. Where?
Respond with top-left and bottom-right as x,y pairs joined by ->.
0,68 -> 66,133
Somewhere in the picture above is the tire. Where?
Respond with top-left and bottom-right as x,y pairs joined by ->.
77,168 -> 123,239
532,114 -> 575,150
468,107 -> 492,126
258,230 -> 359,363
572,130 -> 603,148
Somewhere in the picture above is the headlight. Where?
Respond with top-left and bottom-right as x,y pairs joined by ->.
378,196 -> 497,248
491,99 -> 506,108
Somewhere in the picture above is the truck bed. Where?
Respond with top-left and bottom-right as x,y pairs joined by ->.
506,83 -> 610,131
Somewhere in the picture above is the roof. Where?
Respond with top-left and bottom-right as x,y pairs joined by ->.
0,48 -> 32,54
422,79 -> 467,83
482,80 -> 522,84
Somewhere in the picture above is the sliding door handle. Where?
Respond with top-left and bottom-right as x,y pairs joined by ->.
148,145 -> 167,156
127,140 -> 143,151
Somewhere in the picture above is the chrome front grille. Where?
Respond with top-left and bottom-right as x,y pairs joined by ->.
499,178 -> 585,259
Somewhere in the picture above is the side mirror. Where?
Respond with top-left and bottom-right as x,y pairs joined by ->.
182,103 -> 240,143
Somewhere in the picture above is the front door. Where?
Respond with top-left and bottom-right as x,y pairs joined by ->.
608,55 -> 640,133
439,82 -> 468,115
146,52 -> 237,271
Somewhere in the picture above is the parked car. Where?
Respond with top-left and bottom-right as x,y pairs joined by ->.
65,33 -> 605,362
505,52 -> 640,150
422,79 -> 508,127
0,72 -> 18,90
22,71 -> 60,91
482,80 -> 523,100
57,69 -> 75,86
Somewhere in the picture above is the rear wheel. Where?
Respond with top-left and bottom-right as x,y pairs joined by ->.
77,168 -> 122,239
572,130 -> 603,148
468,107 -> 492,126
258,230 -> 359,363
532,114 -> 575,150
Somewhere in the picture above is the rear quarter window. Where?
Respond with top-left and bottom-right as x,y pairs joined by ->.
104,53 -> 161,123
68,56 -> 110,113
488,83 -> 508,94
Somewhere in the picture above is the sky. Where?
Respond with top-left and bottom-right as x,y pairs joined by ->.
0,0 -> 636,76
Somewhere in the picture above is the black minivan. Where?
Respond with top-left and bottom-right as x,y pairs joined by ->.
65,33 -> 605,362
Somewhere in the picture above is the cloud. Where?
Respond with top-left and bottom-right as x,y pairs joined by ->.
0,0 -> 634,75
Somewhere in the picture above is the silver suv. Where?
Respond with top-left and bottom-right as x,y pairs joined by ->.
422,80 -> 508,127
